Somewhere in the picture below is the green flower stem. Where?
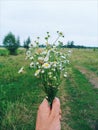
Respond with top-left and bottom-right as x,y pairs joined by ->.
44,86 -> 58,108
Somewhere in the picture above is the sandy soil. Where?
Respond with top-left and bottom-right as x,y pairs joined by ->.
76,66 -> 98,89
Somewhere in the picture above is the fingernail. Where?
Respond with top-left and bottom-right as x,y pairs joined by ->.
53,97 -> 59,102
42,98 -> 47,103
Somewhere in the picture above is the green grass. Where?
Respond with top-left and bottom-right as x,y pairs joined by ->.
65,68 -> 98,130
0,48 -> 9,56
0,48 -> 25,56
0,49 -> 44,130
0,48 -> 98,130
71,49 -> 98,75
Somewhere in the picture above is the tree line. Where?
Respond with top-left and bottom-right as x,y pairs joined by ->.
1,32 -> 98,55
2,32 -> 31,55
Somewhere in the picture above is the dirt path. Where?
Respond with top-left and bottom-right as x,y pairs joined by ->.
76,66 -> 98,89
60,80 -> 72,130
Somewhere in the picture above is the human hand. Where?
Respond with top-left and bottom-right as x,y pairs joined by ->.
36,97 -> 61,130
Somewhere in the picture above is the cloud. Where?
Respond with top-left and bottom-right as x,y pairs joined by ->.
0,0 -> 98,46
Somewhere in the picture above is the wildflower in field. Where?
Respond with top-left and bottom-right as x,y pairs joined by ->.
38,57 -> 44,64
64,72 -> 67,78
30,56 -> 34,60
52,61 -> 57,67
30,62 -> 34,68
48,72 -> 52,75
26,50 -> 31,57
41,70 -> 45,73
29,43 -> 33,48
42,63 -> 51,69
19,31 -> 71,105
35,69 -> 41,76
41,50 -> 47,55
61,55 -> 66,59
44,56 -> 49,62
18,67 -> 24,73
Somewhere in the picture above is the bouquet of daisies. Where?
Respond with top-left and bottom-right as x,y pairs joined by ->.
19,31 -> 70,105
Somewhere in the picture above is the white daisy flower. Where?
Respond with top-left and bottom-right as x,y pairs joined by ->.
64,72 -> 67,78
52,86 -> 56,88
53,61 -> 57,67
30,62 -> 34,68
18,67 -> 24,73
68,50 -> 72,53
49,75 -> 52,78
26,51 -> 31,57
42,63 -> 51,69
48,72 -> 52,75
61,55 -> 66,59
30,56 -> 34,60
44,56 -> 49,62
36,62 -> 39,65
44,50 -> 50,62
38,66 -> 41,69
41,70 -> 45,73
29,43 -> 33,48
35,69 -> 41,76
53,76 -> 56,80
38,57 -> 44,61
59,67 -> 62,70
53,45 -> 56,48
41,51 -> 47,55
52,68 -> 56,71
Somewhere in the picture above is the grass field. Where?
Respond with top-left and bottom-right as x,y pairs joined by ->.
0,48 -> 98,130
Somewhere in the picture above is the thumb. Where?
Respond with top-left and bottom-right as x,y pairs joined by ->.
51,97 -> 60,116
38,99 -> 50,115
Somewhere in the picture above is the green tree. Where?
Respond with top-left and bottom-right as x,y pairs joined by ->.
24,37 -> 31,50
3,32 -> 20,55
67,41 -> 74,48
16,36 -> 20,47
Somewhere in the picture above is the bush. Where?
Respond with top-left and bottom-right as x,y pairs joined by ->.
3,32 -> 20,55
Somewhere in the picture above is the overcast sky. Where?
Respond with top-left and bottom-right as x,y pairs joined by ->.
0,0 -> 98,47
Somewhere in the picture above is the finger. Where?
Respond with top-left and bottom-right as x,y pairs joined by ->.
54,113 -> 62,121
51,97 -> 60,117
38,99 -> 50,115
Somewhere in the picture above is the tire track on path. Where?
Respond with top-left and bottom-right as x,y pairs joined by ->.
76,66 -> 98,89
